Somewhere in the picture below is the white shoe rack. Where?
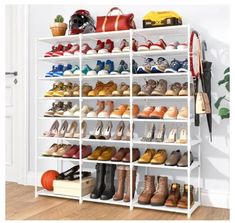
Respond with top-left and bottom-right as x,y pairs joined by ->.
35,25 -> 201,218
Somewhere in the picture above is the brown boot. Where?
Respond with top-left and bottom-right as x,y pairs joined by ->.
123,166 -> 137,202
150,176 -> 168,206
165,183 -> 181,207
177,184 -> 194,208
113,166 -> 126,201
138,175 -> 155,204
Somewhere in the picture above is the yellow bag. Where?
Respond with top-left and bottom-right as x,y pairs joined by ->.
143,11 -> 182,28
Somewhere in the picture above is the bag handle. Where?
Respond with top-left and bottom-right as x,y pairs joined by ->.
106,7 -> 124,16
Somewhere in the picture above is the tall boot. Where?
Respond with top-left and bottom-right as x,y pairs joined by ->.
123,166 -> 137,202
100,164 -> 116,200
90,163 -> 106,199
113,165 -> 126,201
138,175 -> 155,204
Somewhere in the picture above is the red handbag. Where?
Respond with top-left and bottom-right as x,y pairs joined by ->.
96,7 -> 136,32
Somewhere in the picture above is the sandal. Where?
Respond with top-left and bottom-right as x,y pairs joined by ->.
57,165 -> 80,180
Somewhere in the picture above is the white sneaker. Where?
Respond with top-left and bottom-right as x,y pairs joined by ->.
63,105 -> 79,116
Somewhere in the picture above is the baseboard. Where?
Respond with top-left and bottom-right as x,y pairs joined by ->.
26,171 -> 229,209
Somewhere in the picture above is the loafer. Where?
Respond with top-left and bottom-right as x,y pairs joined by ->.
165,150 -> 181,166
177,152 -> 194,167
87,146 -> 105,160
138,148 -> 156,163
72,145 -> 92,159
111,147 -> 129,161
62,145 -> 79,158
150,149 -> 167,164
97,147 -> 116,161
122,148 -> 140,162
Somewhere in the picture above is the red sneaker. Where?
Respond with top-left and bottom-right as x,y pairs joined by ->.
150,39 -> 167,50
112,39 -> 129,53
53,44 -> 72,57
44,45 -> 56,57
82,43 -> 92,54
87,40 -> 105,55
138,40 -> 153,51
132,38 -> 139,51
98,39 -> 114,54
64,44 -> 80,56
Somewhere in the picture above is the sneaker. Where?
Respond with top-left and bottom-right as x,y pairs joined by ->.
149,39 -> 167,50
63,104 -> 79,116
44,45 -> 56,57
178,59 -> 188,72
52,64 -> 64,77
112,39 -> 129,53
138,40 -> 153,51
62,64 -> 73,76
98,39 -> 114,54
110,60 -> 128,75
63,65 -> 79,76
165,59 -> 181,73
87,60 -> 105,76
54,101 -> 72,117
51,44 -> 64,57
87,40 -> 105,55
63,44 -> 80,56
82,64 -> 92,76
137,58 -> 154,74
98,60 -> 114,75
44,101 -> 64,117
132,60 -> 138,74
45,65 -> 56,77
72,65 -> 81,76
53,44 -> 72,57
151,57 -> 169,73
82,43 -> 92,54
165,41 -> 179,50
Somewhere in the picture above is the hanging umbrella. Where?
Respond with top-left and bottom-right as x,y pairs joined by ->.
201,40 -> 212,141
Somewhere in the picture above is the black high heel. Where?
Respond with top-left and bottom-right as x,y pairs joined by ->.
57,165 -> 80,180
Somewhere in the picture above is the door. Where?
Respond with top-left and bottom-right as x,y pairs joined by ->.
5,5 -> 28,183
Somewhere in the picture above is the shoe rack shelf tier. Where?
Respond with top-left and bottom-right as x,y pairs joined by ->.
35,24 -> 201,218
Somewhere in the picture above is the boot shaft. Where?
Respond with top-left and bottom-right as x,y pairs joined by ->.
105,164 -> 116,189
95,163 -> 106,188
144,175 -> 155,194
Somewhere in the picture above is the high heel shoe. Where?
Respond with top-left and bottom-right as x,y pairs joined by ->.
89,121 -> 103,139
122,123 -> 135,141
112,121 -> 125,140
176,128 -> 187,144
165,128 -> 177,143
64,121 -> 78,138
56,121 -> 68,137
43,120 -> 59,137
141,123 -> 155,142
153,123 -> 165,142
80,121 -> 87,138
87,100 -> 105,118
57,164 -> 80,180
98,100 -> 114,118
99,121 -> 113,140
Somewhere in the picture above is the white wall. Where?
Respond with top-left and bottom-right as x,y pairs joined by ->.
27,4 -> 230,208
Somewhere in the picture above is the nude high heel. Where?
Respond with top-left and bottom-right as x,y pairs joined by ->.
141,123 -> 155,142
98,100 -> 114,118
112,121 -> 125,140
165,128 -> 177,143
122,123 -> 135,141
56,120 -> 69,137
43,120 -> 59,137
65,121 -> 78,138
99,121 -> 113,140
153,123 -> 165,142
89,121 -> 103,139
176,128 -> 187,144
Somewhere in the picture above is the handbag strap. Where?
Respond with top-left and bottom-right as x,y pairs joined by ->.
107,7 -> 124,16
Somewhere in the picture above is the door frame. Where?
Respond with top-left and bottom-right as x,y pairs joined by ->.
5,5 -> 29,184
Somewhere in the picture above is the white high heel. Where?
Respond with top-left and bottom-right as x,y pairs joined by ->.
165,128 -> 177,143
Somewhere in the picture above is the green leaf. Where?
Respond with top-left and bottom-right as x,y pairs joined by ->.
225,82 -> 230,92
224,67 -> 230,75
219,107 -> 230,119
214,96 -> 226,109
218,74 -> 230,85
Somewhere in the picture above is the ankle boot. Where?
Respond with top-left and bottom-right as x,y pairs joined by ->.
100,164 -> 116,200
150,176 -> 169,206
177,184 -> 194,208
113,166 -> 126,201
138,175 -> 155,204
165,183 -> 181,207
123,166 -> 137,202
90,163 -> 106,199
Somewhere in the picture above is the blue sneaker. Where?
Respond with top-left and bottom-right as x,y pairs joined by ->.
45,65 -> 56,77
82,64 -> 92,75
137,58 -> 154,73
62,64 -> 73,76
53,64 -> 65,77
164,59 -> 181,73
98,60 -> 114,75
151,57 -> 169,73
87,60 -> 105,76
178,59 -> 188,72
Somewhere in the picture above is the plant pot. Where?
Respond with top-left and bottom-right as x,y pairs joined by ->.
50,22 -> 68,36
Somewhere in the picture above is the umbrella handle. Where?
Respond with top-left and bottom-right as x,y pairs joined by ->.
202,40 -> 207,61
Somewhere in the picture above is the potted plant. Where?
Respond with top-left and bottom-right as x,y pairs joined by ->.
50,15 -> 67,36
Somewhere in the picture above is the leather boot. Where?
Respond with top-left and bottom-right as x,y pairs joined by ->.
150,176 -> 169,206
113,166 -> 126,201
90,163 -> 106,199
123,166 -> 137,202
165,183 -> 181,207
138,175 -> 155,204
100,164 -> 116,200
177,184 -> 194,208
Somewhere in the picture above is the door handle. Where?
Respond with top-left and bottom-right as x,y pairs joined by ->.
5,71 -> 18,76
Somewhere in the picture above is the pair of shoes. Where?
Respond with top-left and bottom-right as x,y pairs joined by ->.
140,123 -> 165,142
44,43 -> 78,57
137,57 -> 188,74
110,104 -> 139,118
111,148 -> 140,162
87,101 -> 114,118
165,82 -> 193,96
86,39 -> 114,54
90,164 -> 116,200
87,81 -> 117,97
87,146 -> 116,161
43,120 -> 86,138
113,166 -> 137,202
46,64 -> 77,77
165,150 -> 194,167
165,128 -> 188,144
164,106 -> 188,120
44,82 -> 79,97
63,145 -> 92,159
137,106 -> 168,119
112,38 -> 138,52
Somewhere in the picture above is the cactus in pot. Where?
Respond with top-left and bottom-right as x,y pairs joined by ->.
50,15 -> 67,36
